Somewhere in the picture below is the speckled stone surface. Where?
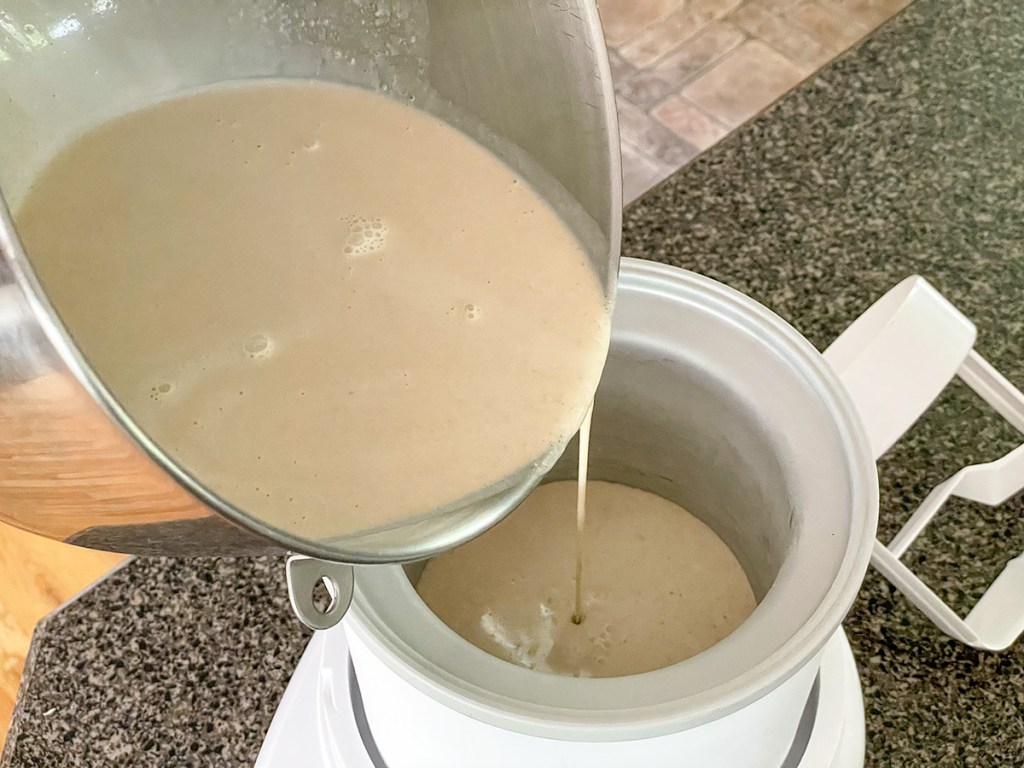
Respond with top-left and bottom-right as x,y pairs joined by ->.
3,558 -> 308,766
622,0 -> 1024,764
5,0 -> 1024,765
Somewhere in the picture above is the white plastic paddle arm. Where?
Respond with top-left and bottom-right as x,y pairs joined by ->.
824,276 -> 1024,651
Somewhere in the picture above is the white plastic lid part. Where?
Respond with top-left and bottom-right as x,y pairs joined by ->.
255,627 -> 865,768
825,275 -> 1024,651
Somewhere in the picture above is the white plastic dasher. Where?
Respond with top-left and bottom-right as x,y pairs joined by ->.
824,275 -> 1024,651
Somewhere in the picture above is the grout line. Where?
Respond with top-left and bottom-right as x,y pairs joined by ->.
676,94 -> 733,130
672,29 -> 749,91
618,131 -> 678,172
657,0 -> 747,69
608,0 -> 697,53
746,35 -> 819,78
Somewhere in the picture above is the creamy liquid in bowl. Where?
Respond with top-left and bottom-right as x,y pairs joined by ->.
417,480 -> 756,677
14,80 -> 611,541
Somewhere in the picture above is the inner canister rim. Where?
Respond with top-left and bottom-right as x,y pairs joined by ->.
348,259 -> 877,738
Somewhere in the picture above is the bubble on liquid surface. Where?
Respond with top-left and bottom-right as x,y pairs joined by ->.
464,303 -> 482,321
149,381 -> 174,401
342,215 -> 387,257
243,333 -> 274,359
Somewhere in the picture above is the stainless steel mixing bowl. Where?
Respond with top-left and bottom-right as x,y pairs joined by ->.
0,0 -> 620,628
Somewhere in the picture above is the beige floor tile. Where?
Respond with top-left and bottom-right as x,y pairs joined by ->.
617,21 -> 745,108
606,48 -> 636,84
729,2 -> 832,69
619,141 -> 677,204
616,96 -> 700,167
750,0 -> 804,11
616,70 -> 678,110
682,40 -> 807,127
654,21 -> 748,84
599,0 -> 688,47
817,0 -> 912,27
651,95 -> 731,150
788,1 -> 868,52
619,0 -> 745,68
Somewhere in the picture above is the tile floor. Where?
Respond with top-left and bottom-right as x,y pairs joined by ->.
602,0 -> 913,202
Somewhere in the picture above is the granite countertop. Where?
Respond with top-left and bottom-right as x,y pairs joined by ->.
5,0 -> 1024,765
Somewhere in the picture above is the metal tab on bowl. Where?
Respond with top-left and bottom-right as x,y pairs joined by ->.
287,556 -> 354,630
